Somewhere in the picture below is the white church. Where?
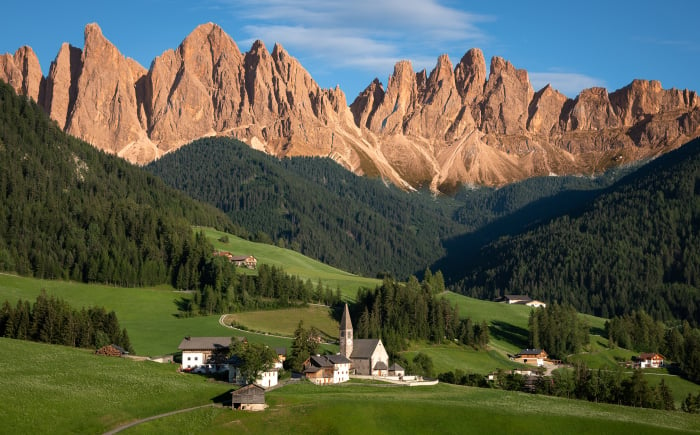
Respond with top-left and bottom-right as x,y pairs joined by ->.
339,304 -> 390,376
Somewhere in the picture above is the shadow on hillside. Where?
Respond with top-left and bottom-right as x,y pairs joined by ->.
489,320 -> 529,350
211,389 -> 233,407
590,325 -> 606,337
173,297 -> 194,317
428,187 -> 606,285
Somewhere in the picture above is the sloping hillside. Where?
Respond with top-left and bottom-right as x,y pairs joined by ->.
0,80 -> 235,287
451,138 -> 700,325
147,137 -> 463,279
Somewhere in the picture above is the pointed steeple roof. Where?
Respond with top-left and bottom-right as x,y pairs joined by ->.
340,303 -> 352,330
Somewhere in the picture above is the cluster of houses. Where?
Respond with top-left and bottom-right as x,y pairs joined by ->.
177,304 -> 410,395
213,251 -> 258,269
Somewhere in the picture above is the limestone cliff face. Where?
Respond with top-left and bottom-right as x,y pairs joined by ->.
0,46 -> 43,103
2,22 -> 699,191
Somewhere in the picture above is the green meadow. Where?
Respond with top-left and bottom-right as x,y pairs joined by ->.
224,305 -> 341,340
0,273 -> 290,356
0,338 -> 229,434
198,227 -> 381,299
124,382 -> 700,435
2,338 -> 699,434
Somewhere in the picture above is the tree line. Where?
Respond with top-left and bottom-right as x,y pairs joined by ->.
180,255 -> 342,317
351,274 -> 488,355
439,363 -> 678,412
0,291 -> 133,353
528,303 -> 590,360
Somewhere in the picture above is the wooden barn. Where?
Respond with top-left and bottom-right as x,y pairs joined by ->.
231,384 -> 266,411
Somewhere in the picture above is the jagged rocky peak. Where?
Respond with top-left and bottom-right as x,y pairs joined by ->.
350,78 -> 385,129
1,22 -> 699,190
0,45 -> 43,102
454,48 -> 486,103
565,87 -> 619,131
527,84 -> 567,134
480,55 -> 534,134
44,42 -> 83,129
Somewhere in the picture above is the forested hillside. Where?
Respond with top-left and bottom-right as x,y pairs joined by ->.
146,137 -> 463,279
452,139 -> 700,325
0,81 -> 237,287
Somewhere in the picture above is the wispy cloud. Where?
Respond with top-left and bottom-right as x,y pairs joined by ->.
530,72 -> 605,97
217,0 -> 492,73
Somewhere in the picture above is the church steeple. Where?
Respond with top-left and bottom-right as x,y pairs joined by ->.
339,303 -> 353,358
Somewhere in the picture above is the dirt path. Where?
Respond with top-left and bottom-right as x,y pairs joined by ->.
103,404 -> 217,434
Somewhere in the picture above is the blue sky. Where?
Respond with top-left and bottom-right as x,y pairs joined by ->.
2,0 -> 698,100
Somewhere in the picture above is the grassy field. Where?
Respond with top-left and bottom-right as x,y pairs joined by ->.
0,338 -> 231,434
0,273 -> 291,357
401,341 -> 522,374
199,227 -> 381,299
4,338 -> 699,434
124,382 -> 700,434
223,305 -> 341,340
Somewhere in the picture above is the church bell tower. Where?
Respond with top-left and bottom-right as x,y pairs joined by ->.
339,303 -> 353,358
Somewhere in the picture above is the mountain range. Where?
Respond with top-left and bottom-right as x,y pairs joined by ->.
2,23 -> 699,191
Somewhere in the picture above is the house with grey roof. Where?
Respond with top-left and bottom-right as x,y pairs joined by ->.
178,336 -> 234,371
303,354 -> 351,384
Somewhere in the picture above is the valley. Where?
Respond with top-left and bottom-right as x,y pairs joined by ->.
0,9 -> 699,432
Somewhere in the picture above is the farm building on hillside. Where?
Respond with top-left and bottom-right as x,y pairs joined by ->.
512,349 -> 549,367
638,353 -> 665,368
231,255 -> 257,269
212,251 -> 258,269
499,294 -> 547,308
231,384 -> 266,411
303,354 -> 352,385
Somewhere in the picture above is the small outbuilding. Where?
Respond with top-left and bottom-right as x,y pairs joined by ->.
231,384 -> 266,411
388,363 -> 405,377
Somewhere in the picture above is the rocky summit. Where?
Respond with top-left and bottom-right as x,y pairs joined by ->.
2,23 -> 699,191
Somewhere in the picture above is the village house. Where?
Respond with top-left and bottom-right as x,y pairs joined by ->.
303,354 -> 352,385
512,348 -> 549,367
178,336 -> 235,371
638,353 -> 665,368
231,255 -> 257,269
231,384 -> 266,411
339,303 -> 390,376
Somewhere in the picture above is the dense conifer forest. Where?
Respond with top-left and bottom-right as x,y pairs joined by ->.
350,273 -> 488,355
146,137 -> 464,279
452,139 -> 700,325
0,81 -> 238,288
